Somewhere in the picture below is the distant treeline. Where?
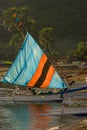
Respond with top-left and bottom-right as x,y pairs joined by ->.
0,0 -> 87,56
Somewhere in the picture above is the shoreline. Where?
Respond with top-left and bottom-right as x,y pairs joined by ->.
0,66 -> 87,130
48,120 -> 87,130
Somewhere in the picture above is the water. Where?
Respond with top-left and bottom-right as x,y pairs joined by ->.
0,102 -> 86,130
0,102 -> 60,130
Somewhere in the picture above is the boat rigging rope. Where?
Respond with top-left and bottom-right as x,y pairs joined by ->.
45,49 -> 70,88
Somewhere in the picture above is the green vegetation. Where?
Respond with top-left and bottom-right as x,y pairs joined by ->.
74,41 -> 87,61
0,7 -> 35,61
0,0 -> 87,61
3,7 -> 35,35
39,27 -> 54,52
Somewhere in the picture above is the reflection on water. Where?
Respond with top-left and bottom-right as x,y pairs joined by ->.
29,103 -> 60,130
0,105 -> 31,130
29,104 -> 52,129
0,103 -> 86,130
0,103 -> 60,130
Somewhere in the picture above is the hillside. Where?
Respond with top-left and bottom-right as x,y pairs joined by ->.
0,0 -> 87,55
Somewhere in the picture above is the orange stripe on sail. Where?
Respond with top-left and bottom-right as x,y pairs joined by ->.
27,54 -> 47,87
40,65 -> 55,88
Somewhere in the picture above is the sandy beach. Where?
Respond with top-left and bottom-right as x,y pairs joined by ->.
72,120 -> 87,130
48,119 -> 87,130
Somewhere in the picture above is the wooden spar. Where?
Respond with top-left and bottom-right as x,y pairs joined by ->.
38,112 -> 87,116
59,85 -> 87,95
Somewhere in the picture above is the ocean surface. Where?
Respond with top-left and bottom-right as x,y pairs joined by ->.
0,102 -> 86,130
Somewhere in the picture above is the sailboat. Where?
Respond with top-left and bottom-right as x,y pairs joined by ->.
0,32 -> 87,103
0,32 -> 68,102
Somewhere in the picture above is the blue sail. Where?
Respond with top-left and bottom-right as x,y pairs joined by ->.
1,32 -> 67,89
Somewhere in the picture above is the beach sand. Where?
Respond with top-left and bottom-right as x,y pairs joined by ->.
72,120 -> 87,130
48,120 -> 87,130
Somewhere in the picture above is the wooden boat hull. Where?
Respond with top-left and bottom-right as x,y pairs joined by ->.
0,94 -> 62,103
0,84 -> 87,103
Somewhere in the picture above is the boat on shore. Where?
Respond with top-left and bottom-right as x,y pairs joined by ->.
0,32 -> 67,103
0,32 -> 87,104
0,81 -> 87,103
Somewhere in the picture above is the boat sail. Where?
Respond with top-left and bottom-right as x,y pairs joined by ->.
0,33 -> 87,102
1,32 -> 67,89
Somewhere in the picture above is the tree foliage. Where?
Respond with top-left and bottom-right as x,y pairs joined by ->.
1,7 -> 36,61
3,7 -> 35,35
39,27 -> 55,52
0,42 -> 7,60
6,33 -> 25,61
74,41 -> 87,61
